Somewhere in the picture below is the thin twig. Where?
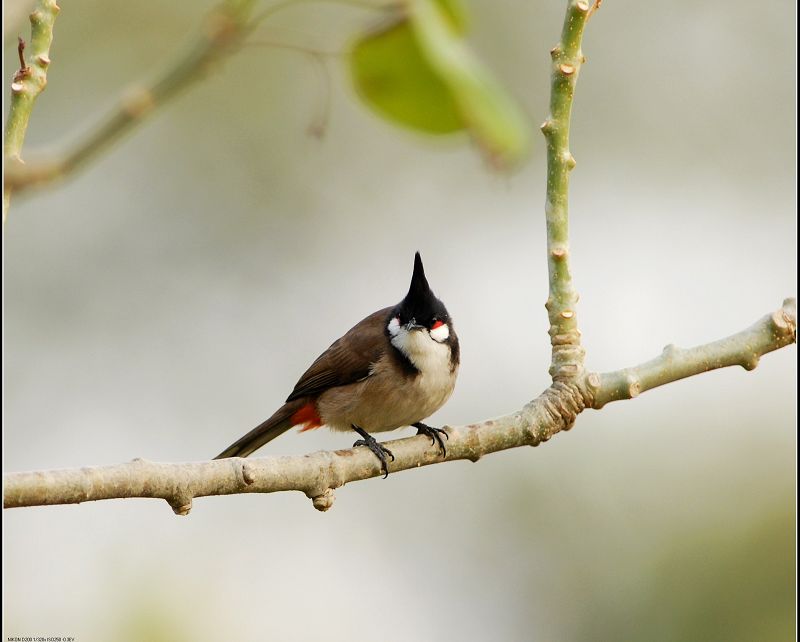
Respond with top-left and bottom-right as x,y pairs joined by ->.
3,0 -> 60,220
16,36 -> 29,73
252,0 -> 393,25
242,40 -> 339,136
306,52 -> 334,137
245,39 -> 343,57
4,0 -> 393,199
4,0 -> 258,199
588,298 -> 797,408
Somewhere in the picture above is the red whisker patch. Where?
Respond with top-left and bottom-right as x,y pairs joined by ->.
292,402 -> 322,432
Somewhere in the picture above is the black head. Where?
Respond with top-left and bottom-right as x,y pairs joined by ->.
394,252 -> 450,329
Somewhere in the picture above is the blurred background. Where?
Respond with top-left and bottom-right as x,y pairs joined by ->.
3,0 -> 796,640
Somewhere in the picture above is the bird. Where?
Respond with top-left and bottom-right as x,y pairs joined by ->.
214,252 -> 460,477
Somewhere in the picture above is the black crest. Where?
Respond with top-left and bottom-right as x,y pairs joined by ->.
395,252 -> 449,326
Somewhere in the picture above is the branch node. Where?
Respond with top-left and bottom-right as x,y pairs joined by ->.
559,63 -> 576,76
773,298 -> 796,338
558,363 -> 580,377
463,424 -> 485,461
36,54 -> 51,67
228,458 -> 256,487
576,1 -> 590,12
241,460 -> 255,485
740,355 -> 759,371
591,298 -> 797,409
627,375 -> 641,398
662,343 -> 679,357
550,45 -> 561,59
168,494 -> 193,516
551,332 -> 576,345
121,87 -> 157,119
537,382 -> 587,436
311,488 -> 335,512
171,501 -> 193,516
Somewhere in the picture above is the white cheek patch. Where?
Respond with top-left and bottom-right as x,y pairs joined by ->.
429,324 -> 450,343
390,326 -> 411,353
387,317 -> 400,337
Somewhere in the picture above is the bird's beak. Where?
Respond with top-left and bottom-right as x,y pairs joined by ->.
405,318 -> 424,331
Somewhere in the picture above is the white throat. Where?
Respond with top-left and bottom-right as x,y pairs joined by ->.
387,318 -> 451,375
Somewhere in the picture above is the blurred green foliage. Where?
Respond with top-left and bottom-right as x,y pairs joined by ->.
617,506 -> 795,642
349,0 -> 531,167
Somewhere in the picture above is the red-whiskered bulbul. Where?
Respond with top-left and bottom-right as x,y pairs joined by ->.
215,252 -> 459,476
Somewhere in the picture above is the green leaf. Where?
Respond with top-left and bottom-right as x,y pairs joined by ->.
349,5 -> 463,135
348,0 -> 531,168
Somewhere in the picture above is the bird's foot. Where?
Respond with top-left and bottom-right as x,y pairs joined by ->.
413,422 -> 448,457
352,426 -> 395,479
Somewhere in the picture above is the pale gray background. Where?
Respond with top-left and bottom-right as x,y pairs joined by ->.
3,1 -> 796,640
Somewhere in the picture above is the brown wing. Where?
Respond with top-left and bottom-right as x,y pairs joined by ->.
285,307 -> 393,402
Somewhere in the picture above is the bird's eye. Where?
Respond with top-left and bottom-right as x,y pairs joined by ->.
431,320 -> 444,330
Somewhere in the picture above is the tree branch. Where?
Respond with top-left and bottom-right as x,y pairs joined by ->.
3,0 -> 392,200
3,383 -> 583,514
3,0 -> 258,202
3,0 -> 60,220
588,298 -> 797,409
3,298 -> 794,514
540,0 -> 593,382
2,0 -> 794,516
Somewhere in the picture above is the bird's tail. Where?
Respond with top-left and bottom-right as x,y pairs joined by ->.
214,399 -> 309,459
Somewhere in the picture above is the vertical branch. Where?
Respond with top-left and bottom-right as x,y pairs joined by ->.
3,0 -> 60,221
540,0 -> 593,382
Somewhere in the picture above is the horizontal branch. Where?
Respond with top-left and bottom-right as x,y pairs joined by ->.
2,384 -> 586,514
588,298 -> 797,408
3,299 -> 794,514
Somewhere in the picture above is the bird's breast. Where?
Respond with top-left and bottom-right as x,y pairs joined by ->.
316,344 -> 457,433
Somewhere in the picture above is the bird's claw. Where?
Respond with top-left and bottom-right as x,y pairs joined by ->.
413,422 -> 448,457
352,426 -> 394,478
